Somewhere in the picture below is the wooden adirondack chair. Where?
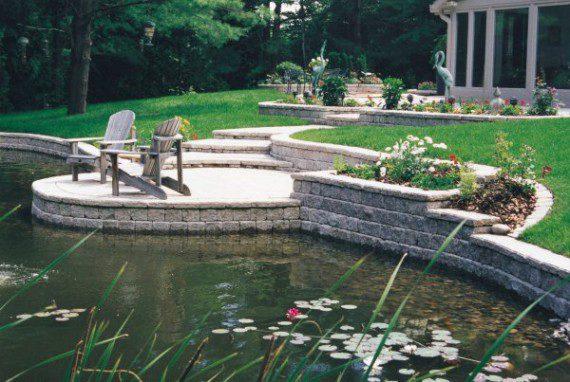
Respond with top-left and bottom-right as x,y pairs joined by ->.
102,117 -> 191,200
66,110 -> 136,183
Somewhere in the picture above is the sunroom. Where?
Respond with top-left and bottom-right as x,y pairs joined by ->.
430,0 -> 570,105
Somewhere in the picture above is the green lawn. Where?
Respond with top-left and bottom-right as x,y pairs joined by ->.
0,89 -> 304,142
293,119 -> 570,256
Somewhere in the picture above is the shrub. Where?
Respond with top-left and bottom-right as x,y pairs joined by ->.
494,132 -> 537,192
344,99 -> 360,107
418,81 -> 436,91
527,78 -> 559,116
382,77 -> 405,110
321,76 -> 348,106
499,104 -> 524,116
459,167 -> 479,200
275,61 -> 304,80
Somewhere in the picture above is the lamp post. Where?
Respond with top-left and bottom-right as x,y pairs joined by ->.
17,36 -> 30,64
139,21 -> 156,51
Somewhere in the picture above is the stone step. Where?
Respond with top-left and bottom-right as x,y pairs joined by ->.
166,152 -> 293,171
212,125 -> 328,140
183,139 -> 271,154
323,113 -> 362,126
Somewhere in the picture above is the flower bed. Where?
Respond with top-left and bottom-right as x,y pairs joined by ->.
334,134 -> 544,231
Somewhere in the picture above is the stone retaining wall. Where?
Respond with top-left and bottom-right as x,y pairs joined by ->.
32,194 -> 301,235
271,133 -> 380,171
259,101 -> 559,127
292,171 -> 570,318
259,83 -> 383,94
0,132 -> 99,158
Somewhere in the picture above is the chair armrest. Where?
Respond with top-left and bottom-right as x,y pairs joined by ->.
152,134 -> 183,142
98,139 -> 138,146
101,149 -> 137,156
66,137 -> 105,143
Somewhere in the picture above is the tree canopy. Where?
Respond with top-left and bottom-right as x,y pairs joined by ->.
0,0 -> 445,113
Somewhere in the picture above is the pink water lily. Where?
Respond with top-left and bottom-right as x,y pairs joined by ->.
286,308 -> 300,321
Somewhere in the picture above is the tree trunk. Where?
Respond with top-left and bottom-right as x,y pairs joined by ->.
68,0 -> 93,115
355,0 -> 363,50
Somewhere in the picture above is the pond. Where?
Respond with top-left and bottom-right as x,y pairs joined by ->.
0,150 -> 567,381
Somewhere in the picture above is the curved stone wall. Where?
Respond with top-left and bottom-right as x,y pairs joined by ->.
259,101 -> 559,127
292,171 -> 570,318
32,177 -> 301,235
0,132 -> 99,158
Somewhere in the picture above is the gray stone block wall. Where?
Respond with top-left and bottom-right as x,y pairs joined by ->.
0,133 -> 72,158
32,195 -> 301,235
291,174 -> 570,318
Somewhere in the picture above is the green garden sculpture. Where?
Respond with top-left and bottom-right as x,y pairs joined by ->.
434,51 -> 453,99
310,41 -> 328,96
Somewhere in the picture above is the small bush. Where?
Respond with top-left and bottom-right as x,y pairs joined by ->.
527,78 -> 559,116
276,61 -> 303,78
494,132 -> 537,192
417,81 -> 436,91
321,76 -> 348,106
344,99 -> 360,107
459,167 -> 479,200
382,77 -> 405,110
499,104 -> 524,116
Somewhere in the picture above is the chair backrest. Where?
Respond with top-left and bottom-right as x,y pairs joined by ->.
142,117 -> 182,178
103,110 -> 136,150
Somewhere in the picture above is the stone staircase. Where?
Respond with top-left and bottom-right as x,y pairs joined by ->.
173,125 -> 322,171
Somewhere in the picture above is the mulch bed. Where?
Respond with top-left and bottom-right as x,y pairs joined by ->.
451,177 -> 536,228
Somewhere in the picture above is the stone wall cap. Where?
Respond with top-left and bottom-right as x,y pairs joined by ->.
271,134 -> 381,161
292,171 -> 459,201
426,208 -> 500,227
472,234 -> 570,277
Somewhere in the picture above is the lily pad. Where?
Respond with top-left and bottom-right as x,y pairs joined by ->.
341,304 -> 357,310
212,329 -> 230,334
318,345 -> 337,352
330,352 -> 352,360
238,318 -> 254,324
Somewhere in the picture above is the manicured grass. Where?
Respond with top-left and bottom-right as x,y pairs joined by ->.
0,89 -> 304,142
293,119 -> 570,256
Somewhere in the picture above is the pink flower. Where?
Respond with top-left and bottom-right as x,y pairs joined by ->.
286,308 -> 300,321
520,99 -> 527,107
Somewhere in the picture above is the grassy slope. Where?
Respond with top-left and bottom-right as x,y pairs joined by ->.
293,119 -> 570,256
0,89 -> 304,142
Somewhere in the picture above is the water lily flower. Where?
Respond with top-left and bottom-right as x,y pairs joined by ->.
286,308 -> 300,321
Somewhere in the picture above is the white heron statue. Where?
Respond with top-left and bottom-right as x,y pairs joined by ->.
433,51 -> 453,99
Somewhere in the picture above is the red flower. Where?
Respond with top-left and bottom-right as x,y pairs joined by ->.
542,166 -> 552,177
286,308 -> 300,321
192,133 -> 198,140
520,99 -> 527,107
450,154 -> 458,165
504,99 -> 510,105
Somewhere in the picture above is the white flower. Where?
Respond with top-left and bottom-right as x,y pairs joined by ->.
428,166 -> 436,173
424,136 -> 433,144
407,135 -> 419,142
380,167 -> 387,177
385,147 -> 392,152
418,140 -> 425,146
392,144 -> 399,151
411,147 -> 426,156
433,143 -> 448,150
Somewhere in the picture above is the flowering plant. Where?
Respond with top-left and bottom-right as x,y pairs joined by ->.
308,57 -> 328,70
335,136 -> 461,190
286,308 -> 300,321
527,78 -> 560,116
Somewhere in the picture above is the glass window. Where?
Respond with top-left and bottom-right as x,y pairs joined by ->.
472,12 -> 487,87
537,5 -> 570,89
455,13 -> 468,87
493,8 -> 528,88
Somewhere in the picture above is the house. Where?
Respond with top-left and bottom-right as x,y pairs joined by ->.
430,0 -> 570,105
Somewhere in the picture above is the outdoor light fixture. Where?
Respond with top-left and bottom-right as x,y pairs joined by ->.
143,21 -> 156,46
17,36 -> 30,64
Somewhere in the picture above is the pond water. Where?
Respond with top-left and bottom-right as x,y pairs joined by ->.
0,150 -> 568,381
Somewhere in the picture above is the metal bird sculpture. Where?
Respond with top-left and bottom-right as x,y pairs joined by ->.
434,51 -> 454,99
